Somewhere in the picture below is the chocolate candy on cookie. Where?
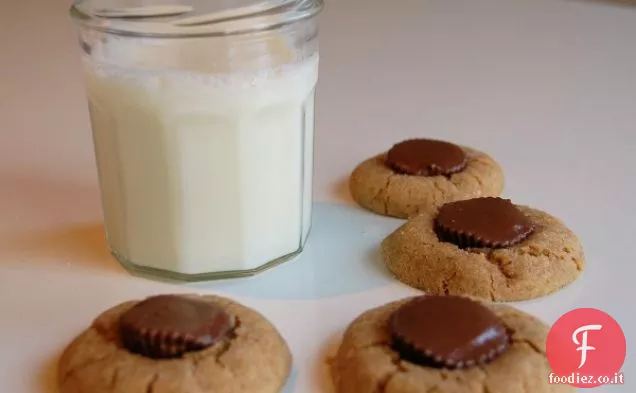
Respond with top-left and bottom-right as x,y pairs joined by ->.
119,294 -> 234,358
389,295 -> 509,369
386,139 -> 468,177
349,138 -> 504,218
435,197 -> 535,248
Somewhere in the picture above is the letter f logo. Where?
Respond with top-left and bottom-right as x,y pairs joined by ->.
572,324 -> 602,368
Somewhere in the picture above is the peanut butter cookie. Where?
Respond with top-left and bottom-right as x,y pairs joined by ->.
382,197 -> 585,301
331,295 -> 574,393
349,139 -> 504,218
58,294 -> 291,393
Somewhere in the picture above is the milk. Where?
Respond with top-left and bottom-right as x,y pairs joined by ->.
84,39 -> 318,275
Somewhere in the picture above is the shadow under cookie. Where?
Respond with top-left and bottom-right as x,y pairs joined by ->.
349,143 -> 504,219
381,201 -> 585,302
330,297 -> 575,393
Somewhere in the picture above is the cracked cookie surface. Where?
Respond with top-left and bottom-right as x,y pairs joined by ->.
58,294 -> 292,393
349,147 -> 504,218
381,206 -> 585,301
331,298 -> 575,393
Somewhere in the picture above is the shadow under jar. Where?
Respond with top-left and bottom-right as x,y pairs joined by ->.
70,0 -> 323,281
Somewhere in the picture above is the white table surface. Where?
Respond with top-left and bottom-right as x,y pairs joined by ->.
1,0 -> 634,392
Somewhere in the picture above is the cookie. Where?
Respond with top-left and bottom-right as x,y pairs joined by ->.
58,294 -> 291,393
349,139 -> 504,218
331,295 -> 575,393
382,197 -> 585,301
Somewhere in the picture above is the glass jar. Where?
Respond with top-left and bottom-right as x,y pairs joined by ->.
70,0 -> 323,281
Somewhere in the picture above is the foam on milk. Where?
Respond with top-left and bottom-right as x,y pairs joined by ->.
85,37 -> 318,274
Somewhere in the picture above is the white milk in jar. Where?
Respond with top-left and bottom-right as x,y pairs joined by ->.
83,35 -> 318,277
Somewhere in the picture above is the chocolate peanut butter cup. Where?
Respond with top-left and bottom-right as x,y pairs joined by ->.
389,296 -> 509,369
386,139 -> 467,176
119,295 -> 234,359
435,197 -> 534,248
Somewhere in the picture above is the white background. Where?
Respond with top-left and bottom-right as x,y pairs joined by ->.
0,0 -> 634,392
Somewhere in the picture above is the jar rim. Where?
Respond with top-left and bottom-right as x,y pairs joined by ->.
70,0 -> 323,38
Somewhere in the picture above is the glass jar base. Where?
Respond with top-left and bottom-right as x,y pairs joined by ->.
111,246 -> 304,283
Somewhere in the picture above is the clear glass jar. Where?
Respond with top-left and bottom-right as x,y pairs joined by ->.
70,0 -> 322,281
